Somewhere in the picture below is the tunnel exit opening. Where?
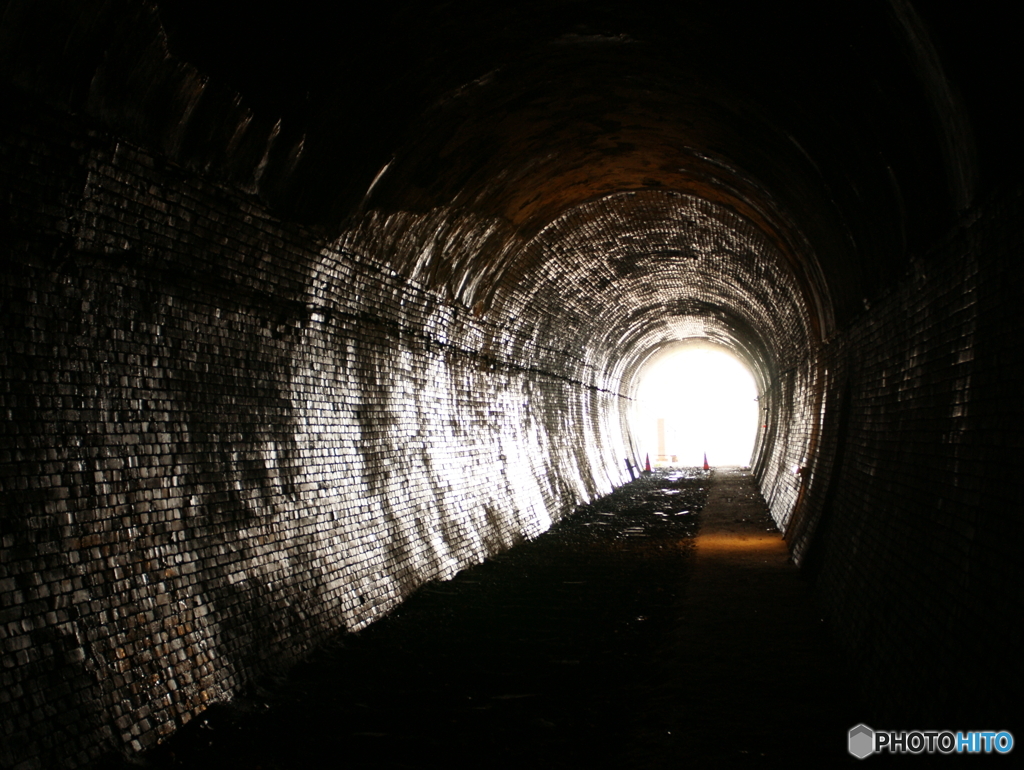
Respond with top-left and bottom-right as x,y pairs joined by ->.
630,345 -> 759,468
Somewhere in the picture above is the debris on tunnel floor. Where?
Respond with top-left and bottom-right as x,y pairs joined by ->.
97,468 -> 864,770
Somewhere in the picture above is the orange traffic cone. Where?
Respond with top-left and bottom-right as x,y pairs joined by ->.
703,453 -> 710,471
644,453 -> 652,472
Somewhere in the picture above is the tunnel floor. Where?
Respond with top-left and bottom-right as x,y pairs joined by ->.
103,468 -> 867,769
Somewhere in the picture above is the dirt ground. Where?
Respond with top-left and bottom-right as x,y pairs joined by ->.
101,467 -> 870,769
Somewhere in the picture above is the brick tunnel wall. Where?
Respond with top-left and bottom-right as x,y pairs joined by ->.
0,94 -> 631,768
755,186 -> 1024,723
5,86 -> 1023,766
3,4 -> 1024,766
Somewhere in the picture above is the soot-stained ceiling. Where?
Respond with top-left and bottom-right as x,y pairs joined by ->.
36,0 -> 1000,386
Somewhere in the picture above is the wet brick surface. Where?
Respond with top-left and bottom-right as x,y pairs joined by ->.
100,470 -> 708,769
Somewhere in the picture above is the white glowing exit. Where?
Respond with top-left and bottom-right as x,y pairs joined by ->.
631,346 -> 759,467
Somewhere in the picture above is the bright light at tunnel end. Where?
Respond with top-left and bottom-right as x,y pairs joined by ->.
631,345 -> 759,468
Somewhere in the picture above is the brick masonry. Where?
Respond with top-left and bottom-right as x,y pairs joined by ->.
757,187 -> 1024,724
0,95 -> 630,768
2,9 -> 1023,767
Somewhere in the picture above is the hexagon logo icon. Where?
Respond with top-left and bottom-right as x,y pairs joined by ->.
849,724 -> 875,759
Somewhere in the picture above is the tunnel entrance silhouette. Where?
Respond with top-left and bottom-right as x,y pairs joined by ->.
630,343 -> 759,468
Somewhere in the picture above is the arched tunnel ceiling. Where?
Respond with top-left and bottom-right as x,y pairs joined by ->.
36,0 -> 997,389
342,190 -> 810,391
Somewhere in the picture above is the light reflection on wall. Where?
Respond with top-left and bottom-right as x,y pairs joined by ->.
631,347 -> 759,467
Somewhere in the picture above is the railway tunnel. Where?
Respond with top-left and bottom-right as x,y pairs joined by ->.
1,1 -> 1022,766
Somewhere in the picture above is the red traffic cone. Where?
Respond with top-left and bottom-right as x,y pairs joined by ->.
703,453 -> 710,471
644,453 -> 652,472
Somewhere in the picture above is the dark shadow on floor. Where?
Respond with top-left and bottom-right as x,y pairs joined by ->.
97,468 -> 870,769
